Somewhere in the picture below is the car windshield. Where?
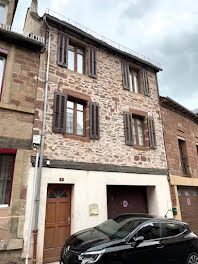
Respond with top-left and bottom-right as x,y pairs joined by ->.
95,215 -> 149,239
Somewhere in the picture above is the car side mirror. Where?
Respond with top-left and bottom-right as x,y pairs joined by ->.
133,236 -> 144,246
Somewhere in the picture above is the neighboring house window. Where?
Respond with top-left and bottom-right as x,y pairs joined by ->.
0,2 -> 7,24
0,55 -> 6,100
52,91 -> 100,140
132,117 -> 144,146
57,33 -> 97,78
178,139 -> 188,176
124,112 -> 156,149
0,149 -> 16,206
122,61 -> 150,96
129,68 -> 139,93
66,100 -> 85,136
68,43 -> 85,74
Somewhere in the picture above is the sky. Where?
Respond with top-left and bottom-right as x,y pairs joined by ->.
13,0 -> 198,111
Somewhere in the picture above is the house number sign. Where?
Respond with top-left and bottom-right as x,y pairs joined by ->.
187,198 -> 191,206
123,200 -> 128,208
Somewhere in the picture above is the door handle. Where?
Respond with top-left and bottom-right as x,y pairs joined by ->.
67,217 -> 71,225
157,245 -> 164,249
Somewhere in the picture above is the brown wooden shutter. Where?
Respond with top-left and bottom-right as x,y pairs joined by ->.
57,33 -> 69,67
148,116 -> 156,148
121,62 -> 130,90
90,102 -> 100,140
123,112 -> 133,146
52,91 -> 67,133
142,70 -> 150,96
88,47 -> 97,78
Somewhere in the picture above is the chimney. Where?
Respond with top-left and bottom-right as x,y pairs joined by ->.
30,0 -> 38,13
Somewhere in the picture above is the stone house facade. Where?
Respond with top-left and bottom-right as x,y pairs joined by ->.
160,96 -> 198,235
0,2 -> 44,262
23,5 -> 172,264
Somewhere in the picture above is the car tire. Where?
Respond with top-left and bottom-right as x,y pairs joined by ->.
186,252 -> 198,264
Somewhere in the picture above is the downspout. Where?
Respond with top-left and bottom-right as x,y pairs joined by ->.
33,15 -> 51,264
25,152 -> 39,264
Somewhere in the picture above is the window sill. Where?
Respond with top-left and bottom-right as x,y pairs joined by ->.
63,133 -> 90,143
133,146 -> 150,151
0,204 -> 9,208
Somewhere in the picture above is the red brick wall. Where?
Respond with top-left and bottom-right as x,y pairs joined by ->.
161,105 -> 198,178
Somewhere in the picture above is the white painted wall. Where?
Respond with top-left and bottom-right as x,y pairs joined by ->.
22,167 -> 172,264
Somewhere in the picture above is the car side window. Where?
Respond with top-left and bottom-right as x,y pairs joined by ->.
163,223 -> 185,238
136,222 -> 162,240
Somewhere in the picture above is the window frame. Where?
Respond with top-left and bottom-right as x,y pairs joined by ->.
132,116 -> 145,147
129,68 -> 140,94
68,42 -> 85,75
66,98 -> 86,137
0,48 -> 8,101
0,148 -> 16,207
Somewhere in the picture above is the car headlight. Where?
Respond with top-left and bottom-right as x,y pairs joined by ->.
78,249 -> 105,263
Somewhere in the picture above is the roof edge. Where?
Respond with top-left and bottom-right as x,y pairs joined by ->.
160,96 -> 198,124
44,13 -> 162,72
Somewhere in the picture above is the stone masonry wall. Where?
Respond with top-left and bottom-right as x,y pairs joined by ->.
0,40 -> 40,260
161,105 -> 198,178
33,26 -> 167,170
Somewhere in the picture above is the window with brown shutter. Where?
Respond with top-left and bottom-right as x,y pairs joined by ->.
88,47 -> 97,78
57,33 -> 69,67
142,70 -> 150,96
90,102 -> 100,139
52,92 -> 67,133
122,62 -> 130,90
148,117 -> 156,148
123,112 -> 133,146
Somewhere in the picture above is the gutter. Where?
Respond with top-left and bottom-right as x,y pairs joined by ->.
0,25 -> 45,51
32,15 -> 51,264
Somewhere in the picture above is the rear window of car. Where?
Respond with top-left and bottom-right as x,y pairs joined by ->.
163,223 -> 185,237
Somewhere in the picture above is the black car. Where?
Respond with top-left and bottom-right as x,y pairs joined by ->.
60,213 -> 198,264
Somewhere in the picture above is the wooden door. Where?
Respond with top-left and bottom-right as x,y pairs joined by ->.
43,184 -> 71,263
178,187 -> 198,235
107,185 -> 148,219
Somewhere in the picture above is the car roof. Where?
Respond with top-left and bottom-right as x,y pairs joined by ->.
113,213 -> 189,226
113,213 -> 155,219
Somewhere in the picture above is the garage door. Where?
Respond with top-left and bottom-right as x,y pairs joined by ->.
107,185 -> 148,219
178,187 -> 198,235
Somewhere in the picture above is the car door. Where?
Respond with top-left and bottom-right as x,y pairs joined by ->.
123,221 -> 164,264
160,222 -> 189,263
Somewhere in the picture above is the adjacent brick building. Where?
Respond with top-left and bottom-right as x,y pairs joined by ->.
160,96 -> 198,235
0,1 -> 44,262
23,4 -> 172,263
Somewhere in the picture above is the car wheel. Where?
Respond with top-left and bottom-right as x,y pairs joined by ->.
186,252 -> 198,264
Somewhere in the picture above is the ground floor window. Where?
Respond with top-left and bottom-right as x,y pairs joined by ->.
0,149 -> 16,206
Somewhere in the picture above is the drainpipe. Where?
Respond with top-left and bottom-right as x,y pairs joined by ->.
25,152 -> 39,264
33,15 -> 51,264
